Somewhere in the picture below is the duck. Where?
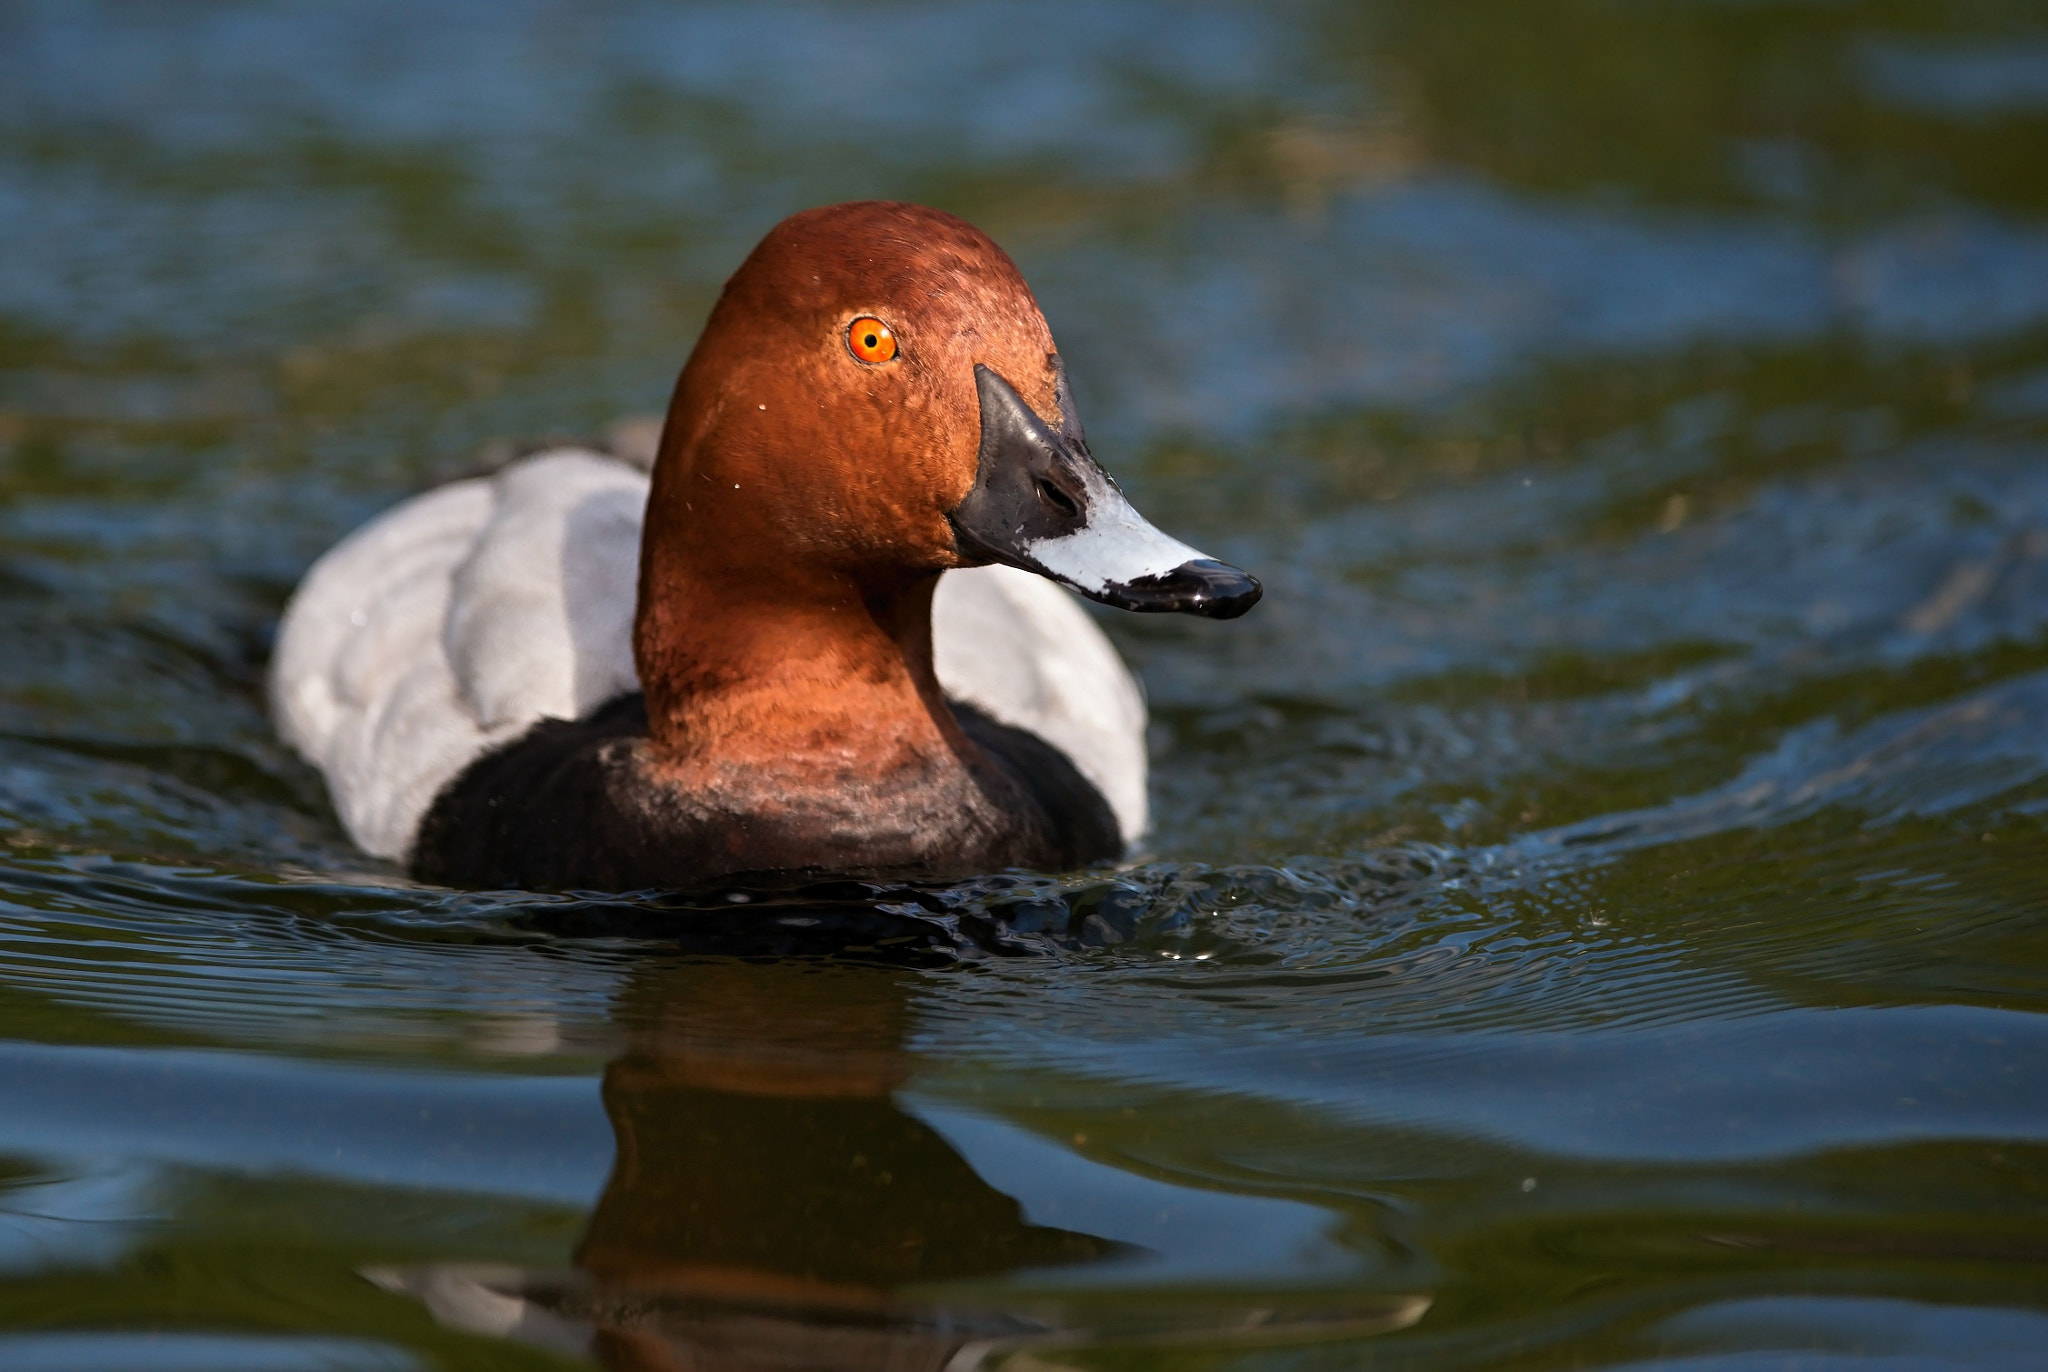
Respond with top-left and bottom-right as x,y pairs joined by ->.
270,201 -> 1259,891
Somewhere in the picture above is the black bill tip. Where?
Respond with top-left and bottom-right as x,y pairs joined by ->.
1094,558 -> 1263,619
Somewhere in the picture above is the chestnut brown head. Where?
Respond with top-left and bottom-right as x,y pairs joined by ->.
645,201 -> 1259,617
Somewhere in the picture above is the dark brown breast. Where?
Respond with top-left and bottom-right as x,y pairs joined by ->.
408,693 -> 1120,892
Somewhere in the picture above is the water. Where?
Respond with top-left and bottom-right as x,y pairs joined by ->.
3,1 -> 2048,1367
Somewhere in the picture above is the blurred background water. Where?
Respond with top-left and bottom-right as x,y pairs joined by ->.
3,1 -> 2048,1368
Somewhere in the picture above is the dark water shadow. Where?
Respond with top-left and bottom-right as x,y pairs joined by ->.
485,870 -> 1236,964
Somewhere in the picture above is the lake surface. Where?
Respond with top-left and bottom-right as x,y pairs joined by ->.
4,2 -> 2048,1368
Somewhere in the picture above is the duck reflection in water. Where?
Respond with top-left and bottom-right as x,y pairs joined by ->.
577,959 -> 1120,1368
375,957 -> 1123,1370
370,948 -> 1426,1368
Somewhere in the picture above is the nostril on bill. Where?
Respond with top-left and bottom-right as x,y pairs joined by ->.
1034,478 -> 1078,519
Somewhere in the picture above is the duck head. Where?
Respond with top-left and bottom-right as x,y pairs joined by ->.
641,201 -> 1261,623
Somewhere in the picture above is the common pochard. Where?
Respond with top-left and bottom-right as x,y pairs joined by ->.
271,202 -> 1258,890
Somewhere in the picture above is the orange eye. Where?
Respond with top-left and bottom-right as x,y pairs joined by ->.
847,316 -> 897,364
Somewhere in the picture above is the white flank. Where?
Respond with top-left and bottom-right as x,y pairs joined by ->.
271,450 -> 645,860
273,452 -> 1151,862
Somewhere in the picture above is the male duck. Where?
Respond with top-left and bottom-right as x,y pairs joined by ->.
271,202 -> 1259,890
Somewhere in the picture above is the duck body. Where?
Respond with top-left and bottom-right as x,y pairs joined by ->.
274,448 -> 1135,889
271,203 -> 1256,892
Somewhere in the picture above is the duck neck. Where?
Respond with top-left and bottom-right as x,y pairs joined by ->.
633,557 -> 970,784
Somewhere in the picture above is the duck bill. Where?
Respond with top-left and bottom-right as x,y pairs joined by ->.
947,362 -> 1262,620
